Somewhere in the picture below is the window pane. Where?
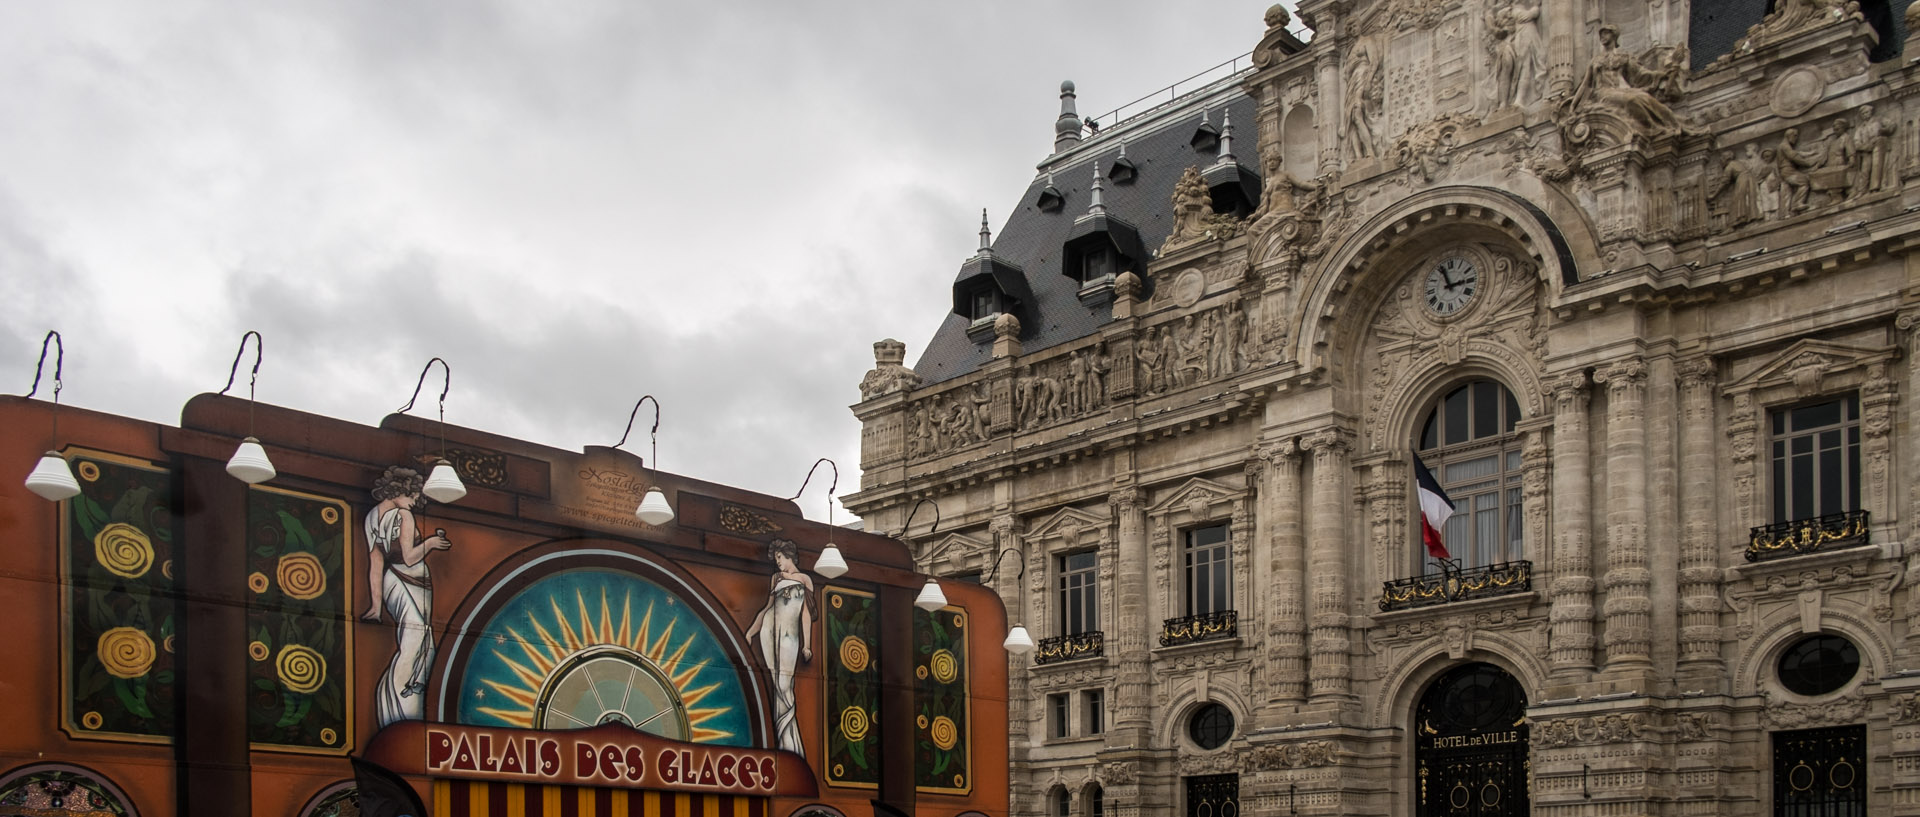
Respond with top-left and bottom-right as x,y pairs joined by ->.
1474,381 -> 1499,439
1820,446 -> 1842,516
1447,455 -> 1499,483
1444,387 -> 1470,445
1504,389 -> 1521,432
1772,454 -> 1788,523
1506,487 -> 1523,562
1421,413 -> 1438,450
1793,400 -> 1841,430
1791,452 -> 1814,520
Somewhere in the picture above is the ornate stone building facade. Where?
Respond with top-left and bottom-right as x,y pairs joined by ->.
849,2 -> 1920,815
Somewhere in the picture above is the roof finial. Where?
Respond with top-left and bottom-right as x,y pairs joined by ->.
1217,109 -> 1236,164
978,209 -> 993,254
1054,80 -> 1083,152
1088,161 -> 1107,216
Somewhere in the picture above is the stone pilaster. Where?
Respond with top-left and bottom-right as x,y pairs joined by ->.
1261,440 -> 1307,709
1366,458 -> 1410,593
991,513 -> 1032,747
1548,372 -> 1595,677
1598,359 -> 1653,674
1900,314 -> 1920,642
1675,357 -> 1724,680
1304,427 -> 1354,704
1108,486 -> 1152,738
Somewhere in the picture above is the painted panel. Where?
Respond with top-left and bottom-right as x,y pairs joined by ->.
913,605 -> 970,794
246,484 -> 354,753
62,452 -> 175,743
822,586 -> 879,789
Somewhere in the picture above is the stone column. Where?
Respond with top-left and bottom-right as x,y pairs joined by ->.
1548,372 -> 1596,677
1899,314 -> 1920,639
1598,359 -> 1653,673
1545,1 -> 1578,98
1304,428 -> 1354,704
1108,486 -> 1152,738
1262,440 -> 1308,707
1675,357 -> 1724,680
1367,458 -> 1410,589
991,513 -> 1032,747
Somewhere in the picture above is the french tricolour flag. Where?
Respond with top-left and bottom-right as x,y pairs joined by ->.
1412,453 -> 1455,560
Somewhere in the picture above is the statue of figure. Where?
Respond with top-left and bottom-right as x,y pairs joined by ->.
1064,352 -> 1087,416
1208,311 -> 1232,377
1088,344 -> 1110,406
1344,37 -> 1382,161
1775,127 -> 1820,213
1252,146 -> 1321,223
1506,2 -> 1544,107
1857,105 -> 1897,194
946,401 -> 972,447
969,381 -> 991,441
909,403 -> 931,456
1712,145 -> 1765,228
1135,329 -> 1164,395
1037,375 -> 1062,422
1828,117 -> 1859,199
1158,325 -> 1182,391
1563,25 -> 1691,140
1224,307 -> 1249,373
927,397 -> 947,451
1178,315 -> 1209,386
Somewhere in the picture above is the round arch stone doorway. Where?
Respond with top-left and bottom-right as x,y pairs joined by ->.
1415,662 -> 1529,817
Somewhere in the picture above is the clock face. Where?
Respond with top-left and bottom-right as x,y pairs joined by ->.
1423,256 -> 1478,316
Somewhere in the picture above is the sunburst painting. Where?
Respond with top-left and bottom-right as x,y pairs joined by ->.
456,570 -> 751,745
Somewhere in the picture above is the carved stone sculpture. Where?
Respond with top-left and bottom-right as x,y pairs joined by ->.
1775,127 -> 1820,213
1486,1 -> 1544,110
1737,0 -> 1860,53
1709,144 -> 1765,228
1558,26 -> 1694,147
858,338 -> 922,401
1344,36 -> 1382,162
1164,167 -> 1217,251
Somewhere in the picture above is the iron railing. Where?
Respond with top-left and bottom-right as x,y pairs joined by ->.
1379,560 -> 1533,612
1746,509 -> 1870,562
1161,610 -> 1237,647
1034,631 -> 1105,665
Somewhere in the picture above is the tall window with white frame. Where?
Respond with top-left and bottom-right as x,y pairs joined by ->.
1770,395 -> 1861,524
1183,524 -> 1232,616
1415,380 -> 1525,573
1057,551 -> 1099,635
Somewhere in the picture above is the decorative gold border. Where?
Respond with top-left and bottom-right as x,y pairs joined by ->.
916,603 -> 972,796
57,448 -> 173,745
822,585 -> 879,791
247,483 -> 355,756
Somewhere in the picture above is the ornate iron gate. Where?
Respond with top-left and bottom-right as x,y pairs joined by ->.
1773,725 -> 1865,816
1184,774 -> 1238,817
1415,663 -> 1529,817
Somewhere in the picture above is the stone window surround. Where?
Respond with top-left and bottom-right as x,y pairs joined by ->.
1147,477 -> 1252,635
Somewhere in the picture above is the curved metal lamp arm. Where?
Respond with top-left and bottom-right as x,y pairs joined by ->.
980,547 -> 1026,585
218,330 -> 264,399
612,395 -> 662,471
789,458 -> 839,532
397,357 -> 452,418
901,498 -> 941,537
23,330 -> 63,402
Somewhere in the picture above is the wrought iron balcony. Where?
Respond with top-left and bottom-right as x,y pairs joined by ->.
1746,510 -> 1870,562
1379,560 -> 1533,612
1034,631 -> 1104,665
1160,610 -> 1237,647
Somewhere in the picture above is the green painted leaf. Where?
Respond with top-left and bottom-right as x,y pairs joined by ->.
113,677 -> 153,719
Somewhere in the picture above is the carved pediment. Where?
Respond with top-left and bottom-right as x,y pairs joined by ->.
1026,505 -> 1111,548
919,531 -> 990,574
1724,338 -> 1896,398
1147,476 -> 1243,520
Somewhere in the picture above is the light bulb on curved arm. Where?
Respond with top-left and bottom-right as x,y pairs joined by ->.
976,546 -> 1035,654
219,330 -> 275,484
21,330 -> 80,501
398,357 -> 465,503
613,395 -> 673,525
790,458 -> 846,578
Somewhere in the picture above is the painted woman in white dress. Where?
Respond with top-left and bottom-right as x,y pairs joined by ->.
360,466 -> 452,728
744,538 -> 813,758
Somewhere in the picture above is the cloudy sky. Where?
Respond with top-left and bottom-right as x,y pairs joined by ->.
1,1 -> 1298,520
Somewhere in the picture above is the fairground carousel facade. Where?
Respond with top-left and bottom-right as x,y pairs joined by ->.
847,1 -> 1920,816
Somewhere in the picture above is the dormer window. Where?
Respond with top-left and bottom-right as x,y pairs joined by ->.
971,289 -> 1000,321
1081,246 -> 1116,284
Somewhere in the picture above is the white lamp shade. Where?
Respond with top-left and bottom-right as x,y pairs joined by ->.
25,452 -> 81,501
423,461 -> 468,503
226,437 -> 277,484
1003,624 -> 1036,655
636,488 -> 675,525
813,543 -> 848,579
914,578 -> 949,612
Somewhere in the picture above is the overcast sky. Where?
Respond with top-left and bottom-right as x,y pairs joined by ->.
1,1 -> 1297,521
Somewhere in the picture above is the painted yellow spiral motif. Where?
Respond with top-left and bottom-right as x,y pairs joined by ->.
916,715 -> 929,729
248,572 -> 270,594
954,774 -> 965,787
81,711 -> 104,729
276,645 -> 327,694
838,635 -> 870,674
93,523 -> 153,580
97,627 -> 156,679
929,649 -> 959,684
321,728 -> 338,745
929,715 -> 959,751
915,665 -> 928,680
952,614 -> 964,629
830,595 -> 843,609
320,506 -> 340,525
276,552 -> 326,600
838,706 -> 871,742
249,641 -> 269,661
78,461 -> 100,482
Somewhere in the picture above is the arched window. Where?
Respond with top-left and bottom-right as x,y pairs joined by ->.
1415,380 -> 1524,571
1086,785 -> 1104,817
1054,787 -> 1072,817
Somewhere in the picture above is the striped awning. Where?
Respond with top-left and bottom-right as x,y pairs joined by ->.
430,781 -> 768,817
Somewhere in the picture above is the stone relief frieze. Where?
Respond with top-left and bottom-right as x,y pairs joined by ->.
1758,689 -> 1867,729
1102,761 -> 1138,785
1179,747 -> 1248,776
1674,712 -> 1721,742
1726,0 -> 1864,60
905,382 -> 993,458
1892,693 -> 1920,724
1705,108 -> 1902,231
1394,112 -> 1477,183
1015,345 -> 1113,431
1250,741 -> 1336,769
1533,713 -> 1647,747
1133,301 -> 1254,397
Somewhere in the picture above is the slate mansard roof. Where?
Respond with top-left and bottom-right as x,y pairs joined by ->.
912,81 -> 1258,386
